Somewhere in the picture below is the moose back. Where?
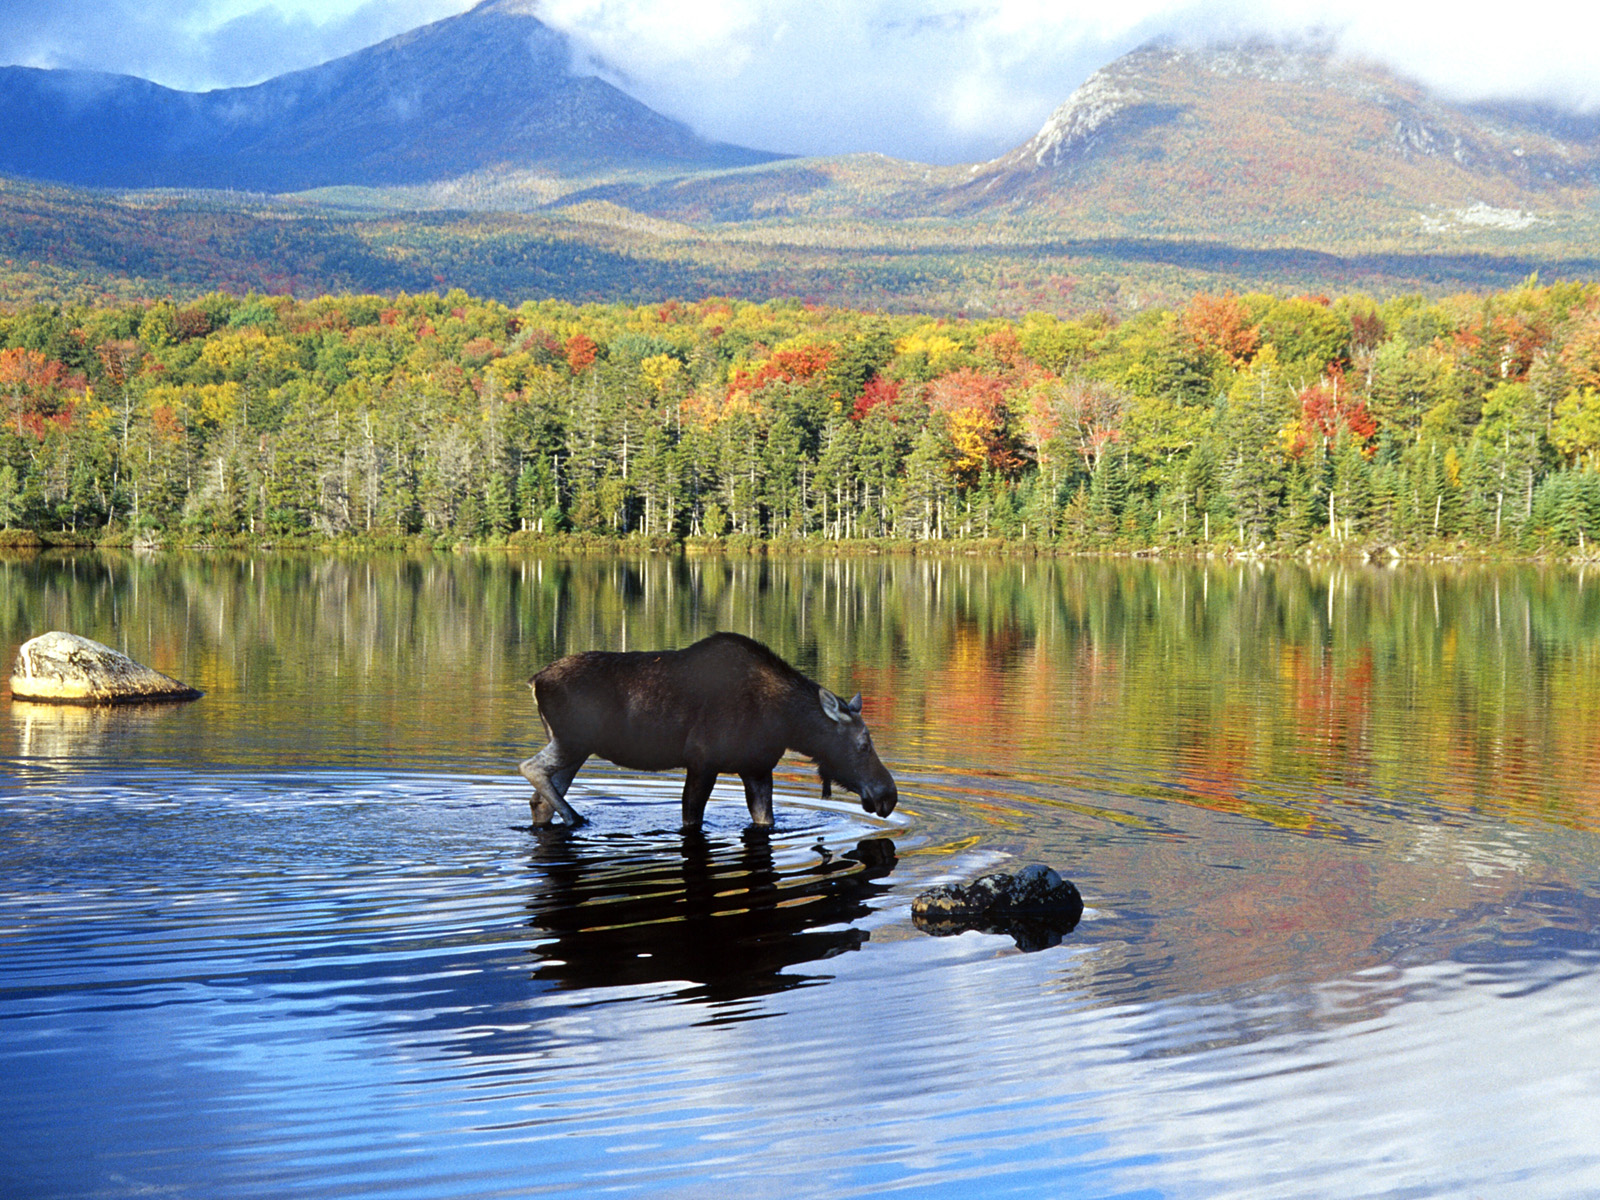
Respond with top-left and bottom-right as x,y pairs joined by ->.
520,632 -> 898,828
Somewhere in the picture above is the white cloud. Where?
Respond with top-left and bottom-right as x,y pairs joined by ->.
1317,3 -> 1600,112
0,0 -> 472,90
537,0 -> 1163,161
537,0 -> 1600,161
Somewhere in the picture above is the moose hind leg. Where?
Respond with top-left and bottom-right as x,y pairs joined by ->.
740,770 -> 775,828
519,741 -> 587,827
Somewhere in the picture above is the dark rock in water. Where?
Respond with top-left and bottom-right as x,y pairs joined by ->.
912,864 -> 1080,917
9,631 -> 202,705
912,864 -> 1084,951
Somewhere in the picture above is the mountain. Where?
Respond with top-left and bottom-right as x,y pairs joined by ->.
554,39 -> 1600,245
950,41 -> 1600,237
0,0 -> 778,192
5,32 -> 1600,315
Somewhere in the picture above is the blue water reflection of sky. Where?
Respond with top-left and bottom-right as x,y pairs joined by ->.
4,772 -> 1598,1199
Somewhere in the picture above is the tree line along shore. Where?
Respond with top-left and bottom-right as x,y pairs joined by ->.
5,279 -> 1600,558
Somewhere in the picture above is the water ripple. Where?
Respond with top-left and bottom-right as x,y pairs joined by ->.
5,756 -> 1600,1199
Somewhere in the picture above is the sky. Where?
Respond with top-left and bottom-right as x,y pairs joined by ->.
1,0 -> 1597,165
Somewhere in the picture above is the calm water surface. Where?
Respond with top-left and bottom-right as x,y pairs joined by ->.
4,553 -> 1600,1198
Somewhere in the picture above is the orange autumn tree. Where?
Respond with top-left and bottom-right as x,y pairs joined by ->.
1183,292 -> 1260,368
1560,304 -> 1600,394
926,368 -> 1026,486
725,343 -> 835,406
564,334 -> 599,376
0,347 -> 84,438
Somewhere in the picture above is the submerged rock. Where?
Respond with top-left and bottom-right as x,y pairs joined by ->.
912,864 -> 1084,951
9,631 -> 202,705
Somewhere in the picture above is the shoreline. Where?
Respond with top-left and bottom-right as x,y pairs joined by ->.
4,526 -> 1598,567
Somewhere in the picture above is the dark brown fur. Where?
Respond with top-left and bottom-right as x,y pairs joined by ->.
519,632 -> 897,828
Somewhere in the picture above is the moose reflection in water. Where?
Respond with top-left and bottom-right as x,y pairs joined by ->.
524,828 -> 898,1009
520,632 -> 898,829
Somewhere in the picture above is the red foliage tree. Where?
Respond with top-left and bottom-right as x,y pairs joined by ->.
927,368 -> 1026,480
1293,366 -> 1376,456
1350,310 -> 1387,356
850,373 -> 901,421
726,343 -> 835,400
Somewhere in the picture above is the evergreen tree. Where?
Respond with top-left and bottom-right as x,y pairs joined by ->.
0,463 -> 21,528
1330,427 -> 1372,542
815,417 -> 861,538
898,419 -> 952,539
1220,357 -> 1289,545
483,472 -> 513,537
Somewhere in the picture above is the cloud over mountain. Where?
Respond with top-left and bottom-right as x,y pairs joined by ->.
537,0 -> 1600,163
0,0 -> 467,90
0,0 -> 1596,164
0,1 -> 777,191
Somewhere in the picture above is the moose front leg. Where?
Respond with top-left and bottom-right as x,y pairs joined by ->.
681,767 -> 717,829
519,741 -> 587,827
740,769 -> 774,827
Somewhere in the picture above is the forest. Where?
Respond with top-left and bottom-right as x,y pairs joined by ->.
5,277 -> 1600,556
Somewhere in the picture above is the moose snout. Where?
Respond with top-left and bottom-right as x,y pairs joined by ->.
862,783 -> 898,818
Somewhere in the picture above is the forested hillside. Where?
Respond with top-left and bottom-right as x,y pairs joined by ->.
18,173 -> 1595,320
5,280 -> 1600,555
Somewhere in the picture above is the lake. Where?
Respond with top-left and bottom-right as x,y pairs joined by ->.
4,551 -> 1600,1199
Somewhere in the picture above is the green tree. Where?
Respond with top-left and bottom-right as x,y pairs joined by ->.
483,472 -> 513,537
1473,382 -> 1548,539
897,417 -> 953,539
1328,427 -> 1372,542
0,463 -> 21,528
1219,352 -> 1291,545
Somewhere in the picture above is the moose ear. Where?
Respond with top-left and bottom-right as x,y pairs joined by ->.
819,688 -> 851,724
846,693 -> 863,715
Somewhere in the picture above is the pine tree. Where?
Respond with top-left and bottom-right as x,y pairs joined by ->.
1330,427 -> 1372,542
1220,358 -> 1289,546
898,419 -> 951,539
0,463 -> 21,529
483,472 -> 513,537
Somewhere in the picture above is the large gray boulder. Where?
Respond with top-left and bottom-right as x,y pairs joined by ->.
10,631 -> 202,704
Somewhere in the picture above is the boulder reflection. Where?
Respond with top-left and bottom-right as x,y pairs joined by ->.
9,698 -> 188,760
525,829 -> 898,1009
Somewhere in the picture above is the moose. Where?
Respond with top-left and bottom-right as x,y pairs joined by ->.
519,632 -> 898,829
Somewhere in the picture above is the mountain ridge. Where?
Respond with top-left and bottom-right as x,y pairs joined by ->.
951,40 -> 1600,228
0,0 -> 779,192
480,38 -> 1600,248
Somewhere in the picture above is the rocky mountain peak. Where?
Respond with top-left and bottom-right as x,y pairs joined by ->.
1020,69 -> 1145,169
952,36 -> 1600,232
